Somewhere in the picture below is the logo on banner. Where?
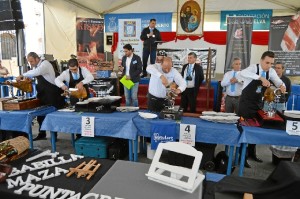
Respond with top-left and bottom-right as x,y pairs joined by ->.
151,122 -> 176,150
124,21 -> 136,37
108,17 -> 117,32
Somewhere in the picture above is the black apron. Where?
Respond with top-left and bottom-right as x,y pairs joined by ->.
69,67 -> 89,105
238,64 -> 269,119
36,62 -> 65,109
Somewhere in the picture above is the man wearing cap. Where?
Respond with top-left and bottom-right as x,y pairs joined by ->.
180,52 -> 204,113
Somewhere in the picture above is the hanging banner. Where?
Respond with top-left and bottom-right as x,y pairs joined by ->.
220,9 -> 272,30
76,18 -> 104,73
224,17 -> 253,72
117,19 -> 143,60
176,0 -> 205,36
151,121 -> 176,150
269,15 -> 300,76
104,13 -> 172,33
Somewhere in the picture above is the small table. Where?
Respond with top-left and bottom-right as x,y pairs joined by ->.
0,106 -> 56,148
238,126 -> 300,176
41,111 -> 138,161
89,160 -> 203,199
133,116 -> 241,175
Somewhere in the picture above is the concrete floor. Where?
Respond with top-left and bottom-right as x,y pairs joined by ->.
29,121 -> 284,180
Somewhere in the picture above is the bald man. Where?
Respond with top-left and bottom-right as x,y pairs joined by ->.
146,57 -> 186,112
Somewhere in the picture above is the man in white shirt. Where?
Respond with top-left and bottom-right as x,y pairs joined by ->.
16,52 -> 65,141
221,58 -> 243,113
239,51 -> 286,165
55,58 -> 94,105
147,57 -> 186,112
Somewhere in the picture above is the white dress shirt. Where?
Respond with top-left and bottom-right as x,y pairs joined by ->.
221,70 -> 243,96
240,64 -> 284,89
147,63 -> 186,98
125,54 -> 133,76
183,63 -> 196,88
55,67 -> 94,88
23,59 -> 56,85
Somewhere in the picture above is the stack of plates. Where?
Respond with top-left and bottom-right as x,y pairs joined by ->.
200,115 -> 240,123
116,106 -> 139,112
202,111 -> 236,116
138,112 -> 158,119
284,110 -> 300,119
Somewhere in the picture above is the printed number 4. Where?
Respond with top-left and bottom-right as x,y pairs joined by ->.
86,117 -> 90,125
292,122 -> 298,130
185,125 -> 190,133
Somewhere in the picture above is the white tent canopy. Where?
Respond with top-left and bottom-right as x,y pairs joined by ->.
42,0 -> 300,75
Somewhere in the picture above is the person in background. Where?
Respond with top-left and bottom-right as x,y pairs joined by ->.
147,57 -> 186,112
239,51 -> 286,168
180,52 -> 204,113
155,50 -> 167,65
16,52 -> 65,141
0,60 -> 9,77
55,58 -> 94,105
140,19 -> 162,77
119,44 -> 142,107
270,62 -> 291,111
221,58 -> 243,113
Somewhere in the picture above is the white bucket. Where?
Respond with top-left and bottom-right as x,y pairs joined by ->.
147,142 -> 156,160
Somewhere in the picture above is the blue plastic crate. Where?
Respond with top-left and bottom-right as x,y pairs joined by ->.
75,137 -> 108,158
97,70 -> 112,78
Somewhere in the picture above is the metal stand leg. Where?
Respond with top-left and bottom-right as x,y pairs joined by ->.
128,139 -> 133,161
234,146 -> 240,166
239,143 -> 247,176
226,146 -> 234,175
51,131 -> 56,152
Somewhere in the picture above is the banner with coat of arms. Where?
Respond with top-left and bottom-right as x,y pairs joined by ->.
117,19 -> 143,60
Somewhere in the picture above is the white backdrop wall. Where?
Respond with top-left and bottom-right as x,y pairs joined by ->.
44,0 -> 100,61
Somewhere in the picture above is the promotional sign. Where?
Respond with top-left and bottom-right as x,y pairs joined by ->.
76,18 -> 104,72
151,121 -> 176,150
104,13 -> 172,33
117,19 -> 143,60
269,15 -> 300,76
220,9 -> 272,30
179,124 -> 196,146
81,116 -> 95,137
224,17 -> 253,72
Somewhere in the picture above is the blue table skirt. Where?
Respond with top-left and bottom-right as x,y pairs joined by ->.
133,116 -> 241,146
0,106 -> 56,133
240,126 -> 300,147
41,111 -> 138,140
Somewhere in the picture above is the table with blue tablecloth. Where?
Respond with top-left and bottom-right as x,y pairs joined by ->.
133,116 -> 241,175
238,126 -> 300,176
0,106 -> 56,148
41,111 -> 138,161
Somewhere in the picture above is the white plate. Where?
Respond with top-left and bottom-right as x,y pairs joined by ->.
217,112 -> 237,116
138,112 -> 158,119
76,101 -> 88,105
57,108 -> 75,112
69,88 -> 78,92
116,106 -> 139,112
202,111 -> 217,116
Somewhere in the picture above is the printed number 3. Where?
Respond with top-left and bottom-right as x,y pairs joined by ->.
292,122 -> 298,130
86,117 -> 90,125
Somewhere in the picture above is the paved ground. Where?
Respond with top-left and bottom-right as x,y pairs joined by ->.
28,122 -> 292,180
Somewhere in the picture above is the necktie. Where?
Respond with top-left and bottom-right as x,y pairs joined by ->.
230,71 -> 236,92
261,71 -> 266,78
73,73 -> 79,80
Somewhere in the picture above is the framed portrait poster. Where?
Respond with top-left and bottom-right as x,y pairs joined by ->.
177,0 -> 205,36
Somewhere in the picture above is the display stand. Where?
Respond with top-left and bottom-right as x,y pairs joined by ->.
146,142 -> 205,193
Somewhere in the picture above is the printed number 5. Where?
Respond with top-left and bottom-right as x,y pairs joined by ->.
185,125 -> 190,133
292,122 -> 298,130
86,117 -> 90,125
